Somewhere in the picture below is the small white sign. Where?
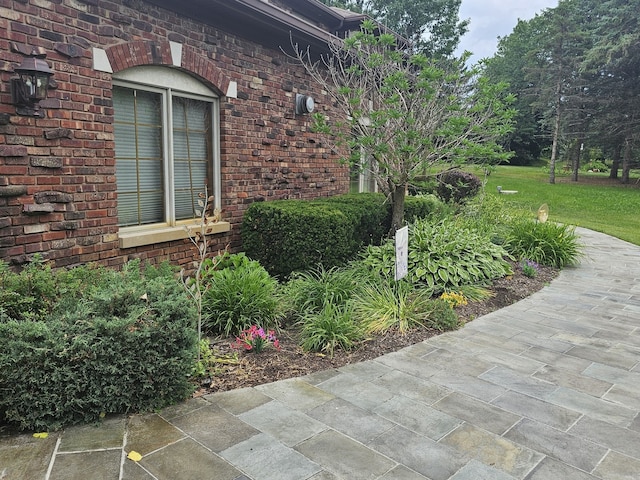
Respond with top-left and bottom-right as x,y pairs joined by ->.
395,226 -> 409,281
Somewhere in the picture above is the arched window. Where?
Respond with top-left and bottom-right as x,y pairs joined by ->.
113,66 -> 225,247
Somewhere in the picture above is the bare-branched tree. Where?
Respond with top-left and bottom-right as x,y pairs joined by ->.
292,20 -> 515,233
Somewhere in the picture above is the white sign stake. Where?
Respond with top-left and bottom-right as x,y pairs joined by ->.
395,226 -> 409,281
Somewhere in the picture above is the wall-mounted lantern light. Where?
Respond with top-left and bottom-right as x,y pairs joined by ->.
11,53 -> 54,118
295,93 -> 315,115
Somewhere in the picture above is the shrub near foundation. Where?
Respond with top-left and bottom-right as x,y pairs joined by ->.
242,201 -> 357,278
242,194 -> 448,277
0,261 -> 197,432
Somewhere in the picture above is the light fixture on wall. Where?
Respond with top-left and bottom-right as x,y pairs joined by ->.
295,93 -> 315,115
11,52 -> 54,118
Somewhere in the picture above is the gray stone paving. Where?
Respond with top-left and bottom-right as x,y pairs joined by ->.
1,227 -> 640,479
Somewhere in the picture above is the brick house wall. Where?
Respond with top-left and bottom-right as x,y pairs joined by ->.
0,0 -> 350,270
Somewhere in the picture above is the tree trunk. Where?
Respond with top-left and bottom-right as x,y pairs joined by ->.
549,77 -> 562,185
609,144 -> 621,179
571,140 -> 582,182
389,184 -> 407,236
622,137 -> 632,184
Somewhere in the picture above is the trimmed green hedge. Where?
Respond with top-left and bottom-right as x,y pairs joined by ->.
241,193 -> 447,277
242,201 -> 358,278
0,261 -> 197,432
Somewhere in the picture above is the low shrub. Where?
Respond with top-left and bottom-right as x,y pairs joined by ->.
324,193 -> 389,246
423,298 -> 461,331
504,221 -> 582,268
0,256 -> 62,322
201,253 -> 282,336
0,260 -> 197,432
436,169 -> 482,204
241,193 -> 446,277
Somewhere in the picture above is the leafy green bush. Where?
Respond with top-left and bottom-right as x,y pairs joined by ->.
201,253 -> 282,336
0,261 -> 197,431
405,194 -> 452,222
242,194 -> 446,278
436,169 -> 482,204
504,221 -> 582,268
423,298 -> 460,331
299,302 -> 363,357
360,218 -> 512,293
581,160 -> 609,173
324,193 -> 390,246
456,194 -> 530,244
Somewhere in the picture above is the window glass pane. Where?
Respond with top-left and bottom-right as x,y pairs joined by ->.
114,124 -> 136,159
172,96 -> 211,220
136,125 -> 162,158
114,85 -> 164,226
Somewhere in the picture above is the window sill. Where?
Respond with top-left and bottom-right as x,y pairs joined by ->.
118,221 -> 231,249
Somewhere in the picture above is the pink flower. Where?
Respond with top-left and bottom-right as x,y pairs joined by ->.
231,325 -> 280,353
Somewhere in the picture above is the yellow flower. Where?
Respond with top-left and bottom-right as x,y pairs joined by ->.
439,291 -> 468,308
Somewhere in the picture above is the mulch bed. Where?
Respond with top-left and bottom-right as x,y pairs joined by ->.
195,261 -> 559,396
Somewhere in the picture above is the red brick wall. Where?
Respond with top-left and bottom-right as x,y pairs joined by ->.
0,0 -> 349,270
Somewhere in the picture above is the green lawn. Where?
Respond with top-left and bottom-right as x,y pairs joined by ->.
474,166 -> 640,246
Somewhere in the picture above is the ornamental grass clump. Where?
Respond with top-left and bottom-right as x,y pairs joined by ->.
299,301 -> 363,357
352,280 -> 431,334
283,265 -> 363,316
505,221 -> 582,268
201,253 -> 282,336
351,280 -> 460,334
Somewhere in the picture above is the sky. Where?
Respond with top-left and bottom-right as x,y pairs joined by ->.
456,0 -> 559,64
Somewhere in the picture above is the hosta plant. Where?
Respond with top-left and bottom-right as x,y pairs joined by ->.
360,218 -> 512,293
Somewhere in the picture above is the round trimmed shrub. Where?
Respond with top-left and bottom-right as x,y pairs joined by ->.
436,170 -> 482,204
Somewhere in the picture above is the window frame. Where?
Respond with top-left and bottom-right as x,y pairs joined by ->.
112,66 -> 228,248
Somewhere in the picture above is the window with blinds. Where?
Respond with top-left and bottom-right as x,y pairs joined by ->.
114,85 -> 213,228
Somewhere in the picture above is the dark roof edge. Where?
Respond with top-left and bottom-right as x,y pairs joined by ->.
231,0 -> 335,45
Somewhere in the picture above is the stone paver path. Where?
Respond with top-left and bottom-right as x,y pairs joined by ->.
1,227 -> 640,479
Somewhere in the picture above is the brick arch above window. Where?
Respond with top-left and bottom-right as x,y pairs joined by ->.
96,41 -> 235,98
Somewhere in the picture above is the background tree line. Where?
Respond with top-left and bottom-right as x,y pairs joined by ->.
321,0 -> 639,184
483,0 -> 640,183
